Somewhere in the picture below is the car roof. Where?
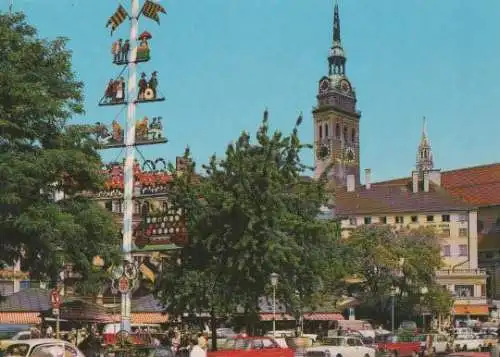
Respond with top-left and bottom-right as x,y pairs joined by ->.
7,339 -> 70,346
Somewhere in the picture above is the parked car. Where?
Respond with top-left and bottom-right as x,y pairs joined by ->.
208,336 -> 293,357
3,339 -> 85,357
0,330 -> 32,351
453,335 -> 484,352
415,334 -> 450,354
306,335 -> 376,357
374,334 -> 421,357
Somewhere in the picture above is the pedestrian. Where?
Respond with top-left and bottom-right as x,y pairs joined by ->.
294,337 -> 307,357
189,337 -> 206,357
45,325 -> 53,338
197,332 -> 207,350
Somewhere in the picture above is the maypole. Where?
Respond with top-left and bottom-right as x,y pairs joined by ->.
100,0 -> 167,335
121,0 -> 139,332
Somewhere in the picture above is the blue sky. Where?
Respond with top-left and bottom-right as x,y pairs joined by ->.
5,0 -> 500,182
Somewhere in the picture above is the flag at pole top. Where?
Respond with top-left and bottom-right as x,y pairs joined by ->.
141,0 -> 167,24
106,5 -> 130,35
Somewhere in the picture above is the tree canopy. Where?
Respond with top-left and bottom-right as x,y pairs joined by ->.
155,111 -> 346,338
0,13 -> 120,289
343,225 -> 450,324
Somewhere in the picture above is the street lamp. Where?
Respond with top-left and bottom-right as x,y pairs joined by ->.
390,259 -> 405,333
270,273 -> 279,337
390,286 -> 396,333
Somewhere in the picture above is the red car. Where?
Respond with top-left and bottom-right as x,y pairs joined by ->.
375,335 -> 421,357
208,336 -> 294,357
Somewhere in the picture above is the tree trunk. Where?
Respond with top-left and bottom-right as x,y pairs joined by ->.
210,309 -> 217,351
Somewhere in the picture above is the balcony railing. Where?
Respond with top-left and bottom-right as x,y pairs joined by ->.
436,269 -> 487,277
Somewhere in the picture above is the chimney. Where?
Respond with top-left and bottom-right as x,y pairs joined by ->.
428,169 -> 441,187
412,171 -> 419,193
347,174 -> 355,192
423,171 -> 430,192
365,168 -> 372,190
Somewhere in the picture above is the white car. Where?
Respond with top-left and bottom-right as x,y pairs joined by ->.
453,334 -> 484,351
306,336 -> 376,357
4,338 -> 86,357
415,334 -> 451,354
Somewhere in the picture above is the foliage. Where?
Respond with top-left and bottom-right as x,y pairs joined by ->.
344,225 -> 448,324
0,13 -> 120,290
155,111 -> 347,335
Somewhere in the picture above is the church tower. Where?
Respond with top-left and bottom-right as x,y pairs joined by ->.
313,0 -> 361,186
416,116 -> 434,173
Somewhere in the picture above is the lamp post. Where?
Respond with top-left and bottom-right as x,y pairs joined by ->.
420,287 -> 428,332
270,273 -> 279,337
390,286 -> 396,333
390,258 -> 405,333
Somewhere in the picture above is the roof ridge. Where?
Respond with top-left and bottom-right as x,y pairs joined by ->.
442,162 -> 500,174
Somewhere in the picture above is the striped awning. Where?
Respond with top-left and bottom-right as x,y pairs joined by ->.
111,313 -> 169,324
0,312 -> 41,324
259,313 -> 294,321
303,312 -> 344,321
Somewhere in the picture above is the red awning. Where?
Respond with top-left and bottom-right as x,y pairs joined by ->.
260,313 -> 294,321
303,312 -> 344,321
0,312 -> 41,324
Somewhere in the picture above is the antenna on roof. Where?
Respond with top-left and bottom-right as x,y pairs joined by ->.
9,0 -> 13,13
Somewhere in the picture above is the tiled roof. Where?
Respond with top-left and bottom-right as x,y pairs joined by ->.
0,288 -> 51,312
131,294 -> 164,312
335,182 -> 472,216
373,163 -> 500,207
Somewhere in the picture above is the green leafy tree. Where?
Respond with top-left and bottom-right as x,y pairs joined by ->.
344,225 -> 446,325
0,13 -> 120,290
155,111 -> 348,347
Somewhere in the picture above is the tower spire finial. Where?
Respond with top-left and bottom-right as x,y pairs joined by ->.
333,0 -> 341,44
422,116 -> 427,137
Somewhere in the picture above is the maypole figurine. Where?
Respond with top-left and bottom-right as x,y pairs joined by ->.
137,31 -> 152,61
137,71 -> 164,102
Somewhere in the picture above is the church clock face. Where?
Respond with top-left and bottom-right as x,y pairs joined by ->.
316,144 -> 330,160
319,79 -> 330,94
344,146 -> 355,164
340,79 -> 351,94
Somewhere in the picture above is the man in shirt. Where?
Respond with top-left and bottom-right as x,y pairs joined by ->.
189,337 -> 206,357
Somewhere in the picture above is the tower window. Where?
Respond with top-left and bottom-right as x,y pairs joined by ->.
319,125 -> 323,139
324,123 -> 329,137
141,202 -> 150,216
351,128 -> 356,142
343,127 -> 348,141
335,123 -> 340,139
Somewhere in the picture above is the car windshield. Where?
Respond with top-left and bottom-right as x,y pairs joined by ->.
0,331 -> 21,340
222,338 -> 251,350
322,338 -> 344,346
4,344 -> 30,357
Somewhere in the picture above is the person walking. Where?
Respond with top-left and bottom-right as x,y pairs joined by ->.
189,337 -> 206,357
